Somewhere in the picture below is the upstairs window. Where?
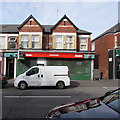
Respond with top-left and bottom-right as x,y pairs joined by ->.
21,35 -> 29,49
92,42 -> 95,51
0,36 -> 6,49
79,37 -> 88,51
66,36 -> 74,49
8,37 -> 17,49
56,36 -> 63,49
32,35 -> 40,49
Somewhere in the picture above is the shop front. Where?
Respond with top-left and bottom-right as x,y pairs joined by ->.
109,49 -> 120,79
116,49 -> 120,79
17,51 -> 94,80
4,52 -> 17,79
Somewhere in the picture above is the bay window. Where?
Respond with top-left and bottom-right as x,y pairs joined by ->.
80,37 -> 88,51
21,35 -> 29,48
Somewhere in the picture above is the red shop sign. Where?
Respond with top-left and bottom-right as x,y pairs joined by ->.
25,52 -> 84,59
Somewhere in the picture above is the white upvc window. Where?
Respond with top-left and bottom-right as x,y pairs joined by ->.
92,42 -> 95,51
32,35 -> 40,49
9,37 -> 17,49
80,37 -> 88,51
0,36 -> 6,49
66,36 -> 74,49
21,35 -> 29,48
56,35 -> 63,49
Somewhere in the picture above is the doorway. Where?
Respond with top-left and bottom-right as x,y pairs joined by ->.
6,58 -> 14,79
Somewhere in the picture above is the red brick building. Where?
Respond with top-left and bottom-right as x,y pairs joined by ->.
92,23 -> 120,79
1,15 -> 95,80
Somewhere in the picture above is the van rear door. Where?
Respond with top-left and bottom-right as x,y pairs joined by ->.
25,67 -> 41,86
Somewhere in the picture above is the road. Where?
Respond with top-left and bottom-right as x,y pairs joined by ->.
2,80 -> 119,119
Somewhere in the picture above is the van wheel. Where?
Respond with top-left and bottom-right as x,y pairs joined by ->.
56,81 -> 65,89
19,82 -> 27,90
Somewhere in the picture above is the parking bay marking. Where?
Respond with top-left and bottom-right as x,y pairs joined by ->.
4,96 -> 71,98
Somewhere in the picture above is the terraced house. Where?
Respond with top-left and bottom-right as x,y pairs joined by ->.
92,23 -> 120,79
0,14 -> 94,80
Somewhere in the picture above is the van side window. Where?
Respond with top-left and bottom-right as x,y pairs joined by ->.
26,67 -> 39,76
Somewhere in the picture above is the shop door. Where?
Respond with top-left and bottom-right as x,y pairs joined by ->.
6,58 -> 14,79
47,58 -> 91,80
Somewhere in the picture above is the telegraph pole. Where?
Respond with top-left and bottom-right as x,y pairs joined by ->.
57,9 -> 59,20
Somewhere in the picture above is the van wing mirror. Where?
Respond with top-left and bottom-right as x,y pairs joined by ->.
26,72 -> 30,76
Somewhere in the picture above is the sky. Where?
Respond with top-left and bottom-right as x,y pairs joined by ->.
0,0 -> 119,39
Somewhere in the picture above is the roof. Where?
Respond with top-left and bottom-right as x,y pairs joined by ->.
77,29 -> 92,35
18,15 -> 44,30
0,24 -> 91,34
92,23 -> 120,41
0,15 -> 92,35
42,25 -> 53,33
52,14 -> 78,30
0,25 -> 19,33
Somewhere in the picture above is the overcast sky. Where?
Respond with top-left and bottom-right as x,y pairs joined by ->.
0,0 -> 119,39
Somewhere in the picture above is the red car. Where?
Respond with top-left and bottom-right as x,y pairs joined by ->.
1,74 -> 8,87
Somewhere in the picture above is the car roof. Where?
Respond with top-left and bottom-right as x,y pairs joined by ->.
60,101 -> 119,119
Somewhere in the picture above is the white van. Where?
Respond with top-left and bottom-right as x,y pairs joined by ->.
14,66 -> 70,90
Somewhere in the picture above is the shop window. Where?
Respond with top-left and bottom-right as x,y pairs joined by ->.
79,37 -> 88,51
21,35 -> 29,48
56,35 -> 63,49
66,36 -> 74,49
8,37 -> 17,49
32,35 -> 40,49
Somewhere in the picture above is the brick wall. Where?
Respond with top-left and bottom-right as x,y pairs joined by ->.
53,20 -> 76,33
19,19 -> 43,32
94,34 -> 115,78
116,33 -> 120,47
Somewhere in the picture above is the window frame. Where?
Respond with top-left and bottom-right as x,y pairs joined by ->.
32,35 -> 40,49
55,35 -> 63,49
0,36 -> 6,49
66,35 -> 74,49
21,35 -> 29,49
92,42 -> 95,51
79,37 -> 88,51
8,37 -> 17,49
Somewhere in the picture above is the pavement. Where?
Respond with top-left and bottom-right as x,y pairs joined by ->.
7,78 -> 119,88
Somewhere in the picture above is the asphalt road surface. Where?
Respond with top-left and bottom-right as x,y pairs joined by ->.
2,80 -> 119,119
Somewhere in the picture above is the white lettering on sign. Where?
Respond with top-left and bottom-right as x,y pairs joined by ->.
26,54 -> 32,57
49,54 -> 59,56
75,55 -> 83,58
